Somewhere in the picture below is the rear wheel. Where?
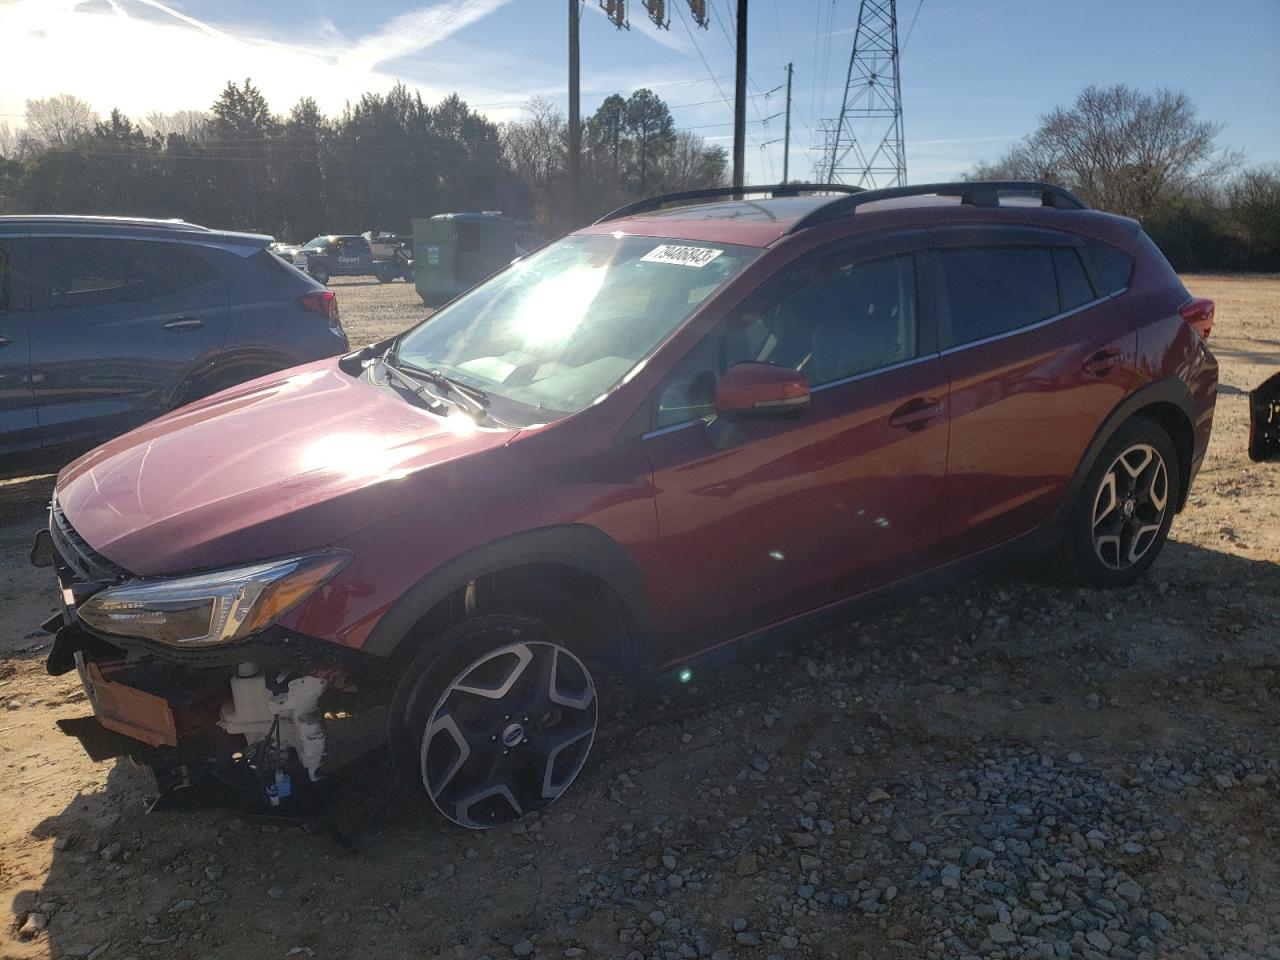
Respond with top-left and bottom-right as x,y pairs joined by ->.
310,264 -> 330,285
1058,417 -> 1180,587
388,615 -> 598,828
374,263 -> 396,283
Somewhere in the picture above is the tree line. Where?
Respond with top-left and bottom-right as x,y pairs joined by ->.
965,84 -> 1280,272
0,80 -> 729,242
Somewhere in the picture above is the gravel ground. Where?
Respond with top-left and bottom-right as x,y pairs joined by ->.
0,274 -> 1277,960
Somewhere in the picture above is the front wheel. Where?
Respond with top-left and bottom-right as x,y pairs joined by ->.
1058,417 -> 1180,587
389,615 -> 598,829
309,264 -> 330,285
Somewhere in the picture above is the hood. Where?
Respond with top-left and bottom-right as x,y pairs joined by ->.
56,360 -> 517,576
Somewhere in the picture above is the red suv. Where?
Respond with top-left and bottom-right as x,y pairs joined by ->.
35,182 -> 1217,829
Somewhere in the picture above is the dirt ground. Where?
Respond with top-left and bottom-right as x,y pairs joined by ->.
1,275 -> 1277,960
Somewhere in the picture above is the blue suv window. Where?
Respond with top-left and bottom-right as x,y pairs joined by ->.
28,238 -> 217,311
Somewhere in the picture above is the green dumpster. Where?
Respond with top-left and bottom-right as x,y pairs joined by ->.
412,213 -> 516,307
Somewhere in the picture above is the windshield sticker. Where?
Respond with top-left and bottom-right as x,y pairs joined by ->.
640,244 -> 723,268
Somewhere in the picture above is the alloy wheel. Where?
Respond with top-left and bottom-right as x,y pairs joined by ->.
421,640 -> 597,828
1091,442 -> 1169,570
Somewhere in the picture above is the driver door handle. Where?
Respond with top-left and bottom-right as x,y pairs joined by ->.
162,317 -> 203,331
889,397 -> 943,431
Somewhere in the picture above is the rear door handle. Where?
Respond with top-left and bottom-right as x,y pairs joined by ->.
889,397 -> 943,431
162,317 -> 203,331
1082,348 -> 1124,376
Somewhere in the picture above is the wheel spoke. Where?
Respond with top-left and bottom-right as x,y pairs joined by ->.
1118,446 -> 1153,478
452,643 -> 533,700
1128,523 -> 1162,565
1093,472 -> 1119,528
422,709 -> 471,795
549,646 -> 596,710
540,727 -> 594,798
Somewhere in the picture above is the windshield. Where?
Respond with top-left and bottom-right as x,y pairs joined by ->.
303,237 -> 332,250
394,233 -> 758,419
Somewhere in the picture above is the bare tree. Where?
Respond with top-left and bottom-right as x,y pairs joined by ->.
0,121 -> 18,159
663,130 -> 729,192
23,94 -> 99,150
143,110 -> 212,144
967,85 -> 1238,219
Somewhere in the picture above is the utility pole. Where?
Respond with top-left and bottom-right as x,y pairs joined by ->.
782,61 -> 792,183
732,0 -> 747,192
568,0 -> 582,222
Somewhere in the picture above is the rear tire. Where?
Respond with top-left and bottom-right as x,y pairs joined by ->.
387,615 -> 598,829
1057,417 -> 1180,588
374,263 -> 395,283
310,265 -> 330,285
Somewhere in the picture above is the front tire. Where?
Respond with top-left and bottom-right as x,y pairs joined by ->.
1058,417 -> 1180,587
388,615 -> 598,829
310,264 -> 330,285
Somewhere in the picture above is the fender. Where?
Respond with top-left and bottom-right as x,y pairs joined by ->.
1060,377 -> 1196,518
361,523 -> 653,664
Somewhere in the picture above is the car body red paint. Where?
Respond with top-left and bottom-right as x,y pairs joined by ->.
42,185 -> 1217,783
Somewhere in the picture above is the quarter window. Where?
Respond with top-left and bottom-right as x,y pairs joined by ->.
653,252 -> 919,429
939,247 -> 1059,346
1085,238 -> 1133,295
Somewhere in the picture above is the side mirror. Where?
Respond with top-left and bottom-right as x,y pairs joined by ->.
715,362 -> 810,419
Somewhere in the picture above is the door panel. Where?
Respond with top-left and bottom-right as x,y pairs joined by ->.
0,236 -> 38,456
931,235 -> 1137,560
25,237 -> 229,450
638,236 -> 945,667
643,358 -> 949,665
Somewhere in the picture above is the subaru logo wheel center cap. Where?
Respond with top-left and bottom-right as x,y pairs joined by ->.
502,722 -> 525,748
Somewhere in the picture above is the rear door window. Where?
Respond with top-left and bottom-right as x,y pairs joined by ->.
939,247 -> 1059,347
29,238 -> 130,311
1085,238 -> 1133,295
28,238 -> 218,311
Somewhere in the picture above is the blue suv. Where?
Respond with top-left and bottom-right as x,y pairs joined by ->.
0,216 -> 349,471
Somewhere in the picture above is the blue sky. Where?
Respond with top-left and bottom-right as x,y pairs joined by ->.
2,0 -> 1277,185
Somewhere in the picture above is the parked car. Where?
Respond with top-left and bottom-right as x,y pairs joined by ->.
34,182 -> 1217,830
0,215 -> 348,471
292,235 -> 371,284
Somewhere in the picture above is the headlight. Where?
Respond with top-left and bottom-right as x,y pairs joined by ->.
77,552 -> 350,647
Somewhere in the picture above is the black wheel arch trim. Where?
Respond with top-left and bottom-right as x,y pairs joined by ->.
1062,377 -> 1197,518
361,523 -> 654,667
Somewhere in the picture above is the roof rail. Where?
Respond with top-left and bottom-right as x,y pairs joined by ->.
789,180 -> 1087,233
0,214 -> 212,232
593,183 -> 865,224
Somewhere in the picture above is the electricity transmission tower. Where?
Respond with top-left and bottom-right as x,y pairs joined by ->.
819,0 -> 907,188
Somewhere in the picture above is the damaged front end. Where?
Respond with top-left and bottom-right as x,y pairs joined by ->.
32,496 -> 392,817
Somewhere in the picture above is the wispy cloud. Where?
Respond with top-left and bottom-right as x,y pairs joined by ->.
1,0 -> 527,123
129,0 -> 232,39
341,0 -> 516,71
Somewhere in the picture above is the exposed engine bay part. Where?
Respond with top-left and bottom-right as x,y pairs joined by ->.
1249,371 -> 1280,462
219,662 -> 328,781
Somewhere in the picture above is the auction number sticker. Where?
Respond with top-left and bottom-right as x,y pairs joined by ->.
640,244 -> 723,268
